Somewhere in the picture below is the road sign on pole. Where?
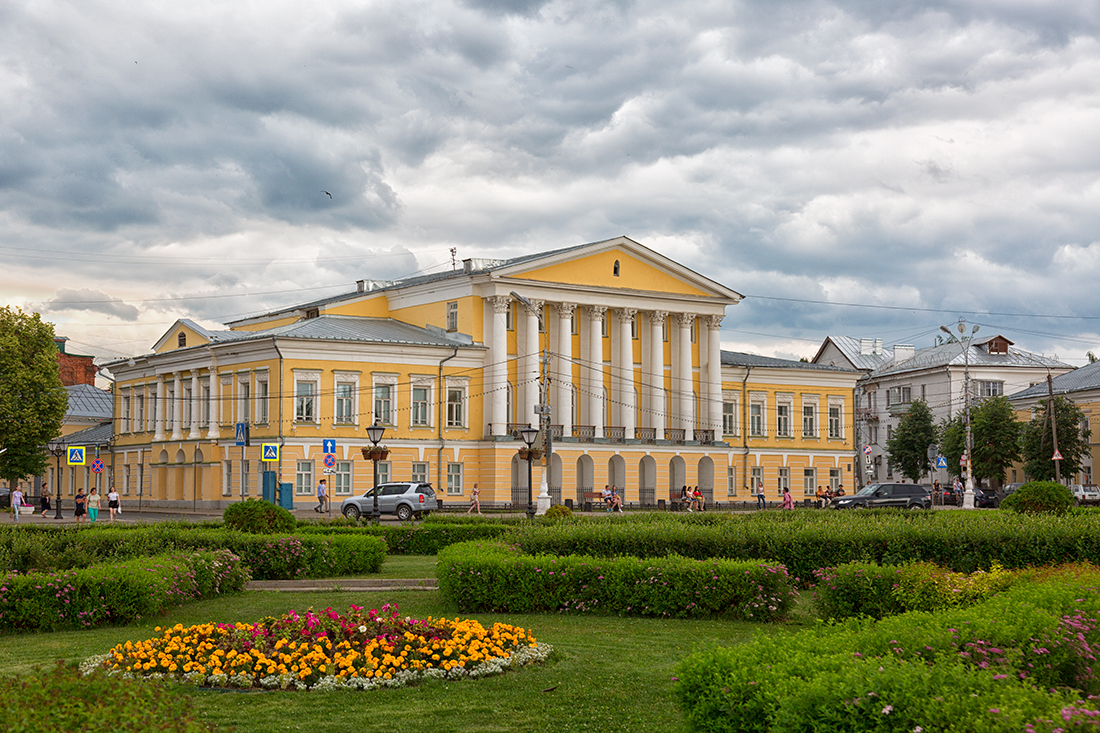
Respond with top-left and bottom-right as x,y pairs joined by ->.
936,456 -> 948,469
235,423 -> 249,447
67,447 -> 85,465
862,445 -> 872,455
261,444 -> 280,462
322,439 -> 336,454
323,454 -> 336,468
1053,449 -> 1063,461
91,459 -> 104,474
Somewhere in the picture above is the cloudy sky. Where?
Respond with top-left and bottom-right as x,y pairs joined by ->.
3,0 -> 1100,366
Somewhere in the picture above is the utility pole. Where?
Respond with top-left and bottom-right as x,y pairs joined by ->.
1047,373 -> 1062,484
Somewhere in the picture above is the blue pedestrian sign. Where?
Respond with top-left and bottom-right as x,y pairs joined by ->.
67,447 -> 85,465
936,456 -> 948,469
235,422 -> 248,446
322,439 -> 336,454
261,443 -> 280,462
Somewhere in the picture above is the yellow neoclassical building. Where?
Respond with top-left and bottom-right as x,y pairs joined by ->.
104,237 -> 860,510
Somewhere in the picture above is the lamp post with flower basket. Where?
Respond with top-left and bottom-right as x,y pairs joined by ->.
518,426 -> 541,519
360,421 -> 388,524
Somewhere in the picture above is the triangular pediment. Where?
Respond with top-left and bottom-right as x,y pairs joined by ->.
152,319 -> 214,353
494,236 -> 742,302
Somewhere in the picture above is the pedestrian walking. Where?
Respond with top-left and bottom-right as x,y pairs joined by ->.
467,483 -> 481,514
315,479 -> 328,513
10,487 -> 23,522
40,483 -> 52,516
87,488 -> 101,523
74,488 -> 87,524
107,486 -> 121,522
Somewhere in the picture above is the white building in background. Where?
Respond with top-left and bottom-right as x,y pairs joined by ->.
813,335 -> 1073,487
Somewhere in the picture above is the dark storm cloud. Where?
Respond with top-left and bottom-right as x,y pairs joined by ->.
44,288 -> 140,321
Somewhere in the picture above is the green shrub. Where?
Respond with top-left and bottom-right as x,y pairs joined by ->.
0,662 -> 215,732
674,566 -> 1100,732
296,523 -> 513,554
0,549 -> 249,632
542,504 -> 573,521
437,541 -> 797,620
223,498 -> 296,534
1001,480 -> 1076,514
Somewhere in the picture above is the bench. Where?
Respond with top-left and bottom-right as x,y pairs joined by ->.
668,493 -> 693,511
582,492 -> 609,512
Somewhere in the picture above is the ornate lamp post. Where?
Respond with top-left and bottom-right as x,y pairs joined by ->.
940,319 -> 980,509
46,440 -> 64,519
361,421 -> 388,524
519,426 -> 541,519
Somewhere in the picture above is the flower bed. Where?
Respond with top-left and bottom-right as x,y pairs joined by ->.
437,541 -> 797,620
0,550 -> 249,632
85,604 -> 552,691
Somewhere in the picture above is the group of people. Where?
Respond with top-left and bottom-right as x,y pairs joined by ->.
679,485 -> 706,511
602,484 -> 624,512
8,482 -> 121,523
814,484 -> 847,507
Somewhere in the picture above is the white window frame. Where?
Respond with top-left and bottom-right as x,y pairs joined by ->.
828,397 -> 844,439
333,461 -> 353,496
446,300 -> 458,332
255,371 -> 270,424
333,371 -> 360,426
447,463 -> 463,495
372,373 -> 398,426
293,370 -> 321,424
803,467 -> 816,495
240,459 -> 251,497
137,462 -> 144,497
123,464 -> 131,496
219,376 -> 233,426
377,461 -> 391,485
802,396 -> 819,438
121,392 -> 131,433
237,373 -> 251,425
223,460 -> 233,496
411,462 -> 429,484
776,394 -> 793,438
411,377 -> 434,428
778,467 -> 789,492
295,460 -> 314,496
749,393 -> 766,437
829,468 -> 841,492
445,377 -> 469,429
136,389 -> 146,432
750,466 -> 763,491
722,393 -> 739,436
199,379 -> 210,428
979,381 -> 1004,398
727,466 -> 736,496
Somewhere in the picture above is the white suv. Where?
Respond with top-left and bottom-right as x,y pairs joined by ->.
1070,484 -> 1100,506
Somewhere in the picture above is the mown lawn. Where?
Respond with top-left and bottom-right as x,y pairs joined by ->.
0,587 -> 795,733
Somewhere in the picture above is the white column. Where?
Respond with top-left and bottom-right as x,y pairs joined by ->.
676,313 -> 695,434
587,306 -> 606,437
154,374 -> 166,441
618,308 -> 637,439
524,299 -> 543,429
170,372 -> 184,440
188,370 -> 201,439
556,303 -> 575,437
207,363 -> 221,440
488,296 -> 510,436
707,315 -> 724,435
650,311 -> 666,439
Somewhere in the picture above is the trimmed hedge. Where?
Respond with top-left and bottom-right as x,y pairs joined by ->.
1001,480 -> 1076,514
512,511 -> 1100,580
811,561 -> 1016,620
0,526 -> 386,579
2,663 -> 215,732
295,523 -> 514,554
223,498 -> 296,534
0,550 -> 249,632
437,541 -> 797,620
674,565 -> 1100,732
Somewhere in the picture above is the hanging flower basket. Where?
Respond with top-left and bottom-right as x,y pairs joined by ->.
360,447 -> 390,461
518,448 -> 542,461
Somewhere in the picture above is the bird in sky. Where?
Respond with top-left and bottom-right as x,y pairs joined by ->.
321,190 -> 332,198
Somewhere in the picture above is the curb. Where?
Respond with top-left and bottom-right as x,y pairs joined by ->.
246,578 -> 438,592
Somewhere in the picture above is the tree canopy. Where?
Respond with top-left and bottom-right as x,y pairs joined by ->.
1020,395 -> 1090,481
937,413 -> 966,480
0,307 -> 68,486
886,398 -> 936,482
969,396 -> 1022,485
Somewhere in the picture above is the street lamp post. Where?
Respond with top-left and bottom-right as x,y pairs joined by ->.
940,319 -> 980,509
362,421 -> 387,524
519,426 -> 541,519
511,291 -> 554,515
47,442 -> 64,519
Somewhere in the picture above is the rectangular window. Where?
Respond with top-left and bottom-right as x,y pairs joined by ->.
137,463 -> 145,496
412,387 -> 430,426
750,466 -> 763,492
921,384 -> 926,400
295,382 -> 314,422
662,322 -> 668,342
630,319 -> 637,340
803,468 -> 816,495
776,404 -> 791,437
411,462 -> 429,484
201,383 -> 210,427
979,381 -> 1004,397
690,319 -> 696,343
333,462 -> 353,495
727,467 -> 736,496
121,394 -> 130,433
166,387 -> 174,431
256,379 -> 269,423
829,468 -> 841,492
505,303 -> 514,331
123,464 -> 131,496
803,405 -> 816,438
446,301 -> 458,331
601,317 -> 608,338
239,382 -> 250,424
828,406 -> 841,439
870,424 -> 879,445
183,387 -> 192,427
223,461 -> 232,496
295,461 -> 314,495
377,461 -> 391,486
446,388 -> 464,428
750,403 -> 764,436
335,382 -> 354,424
240,460 -> 250,497
722,402 -> 737,435
137,393 -> 146,431
777,467 -> 789,491
374,385 -> 392,424
447,463 -> 463,495
571,314 -> 577,335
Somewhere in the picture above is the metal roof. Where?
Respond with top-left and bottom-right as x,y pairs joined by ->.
1008,360 -> 1100,400
870,340 -> 1071,378
65,384 -> 113,420
815,336 -> 895,371
53,421 -> 113,447
197,315 -> 477,349
722,350 -> 858,372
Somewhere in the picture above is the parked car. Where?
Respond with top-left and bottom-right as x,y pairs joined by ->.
975,486 -> 1003,508
340,482 -> 438,521
831,483 -> 932,510
1070,484 -> 1100,506
939,486 -> 962,506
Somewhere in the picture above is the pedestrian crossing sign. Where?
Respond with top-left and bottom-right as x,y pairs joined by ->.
67,447 -> 86,465
261,443 -> 280,462
936,456 -> 947,469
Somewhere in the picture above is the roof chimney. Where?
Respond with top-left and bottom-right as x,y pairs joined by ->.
894,344 -> 915,362
873,338 -> 883,355
860,338 -> 873,355
463,259 -> 474,274
356,280 -> 365,293
54,336 -> 69,354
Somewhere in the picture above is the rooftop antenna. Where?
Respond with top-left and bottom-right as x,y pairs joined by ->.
450,247 -> 457,270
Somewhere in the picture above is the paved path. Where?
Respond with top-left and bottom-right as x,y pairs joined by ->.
246,578 -> 438,592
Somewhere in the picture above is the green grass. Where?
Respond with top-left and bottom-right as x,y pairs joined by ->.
0,589 -> 787,733
375,554 -> 438,579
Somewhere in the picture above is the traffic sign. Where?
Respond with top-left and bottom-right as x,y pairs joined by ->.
323,468 -> 336,475
862,445 -> 872,455
936,456 -> 948,469
1053,449 -> 1064,461
67,447 -> 86,465
91,459 -> 104,474
322,439 -> 336,454
261,443 -> 280,462
323,454 -> 336,468
235,423 -> 249,447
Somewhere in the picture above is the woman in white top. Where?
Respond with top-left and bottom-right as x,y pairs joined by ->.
107,486 -> 121,522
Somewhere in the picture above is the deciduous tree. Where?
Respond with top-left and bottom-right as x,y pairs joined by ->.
1020,396 -> 1089,481
886,399 -> 936,482
969,396 -> 1022,484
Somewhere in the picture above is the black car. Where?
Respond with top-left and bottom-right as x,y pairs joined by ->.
832,483 -> 932,510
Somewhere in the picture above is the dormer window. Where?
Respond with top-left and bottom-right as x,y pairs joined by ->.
177,332 -> 186,348
305,308 -> 320,320
613,260 -> 620,277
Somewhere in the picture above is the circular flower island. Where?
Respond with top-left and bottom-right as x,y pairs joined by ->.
82,604 -> 552,691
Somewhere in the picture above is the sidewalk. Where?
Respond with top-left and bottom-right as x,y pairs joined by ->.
246,578 -> 437,592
